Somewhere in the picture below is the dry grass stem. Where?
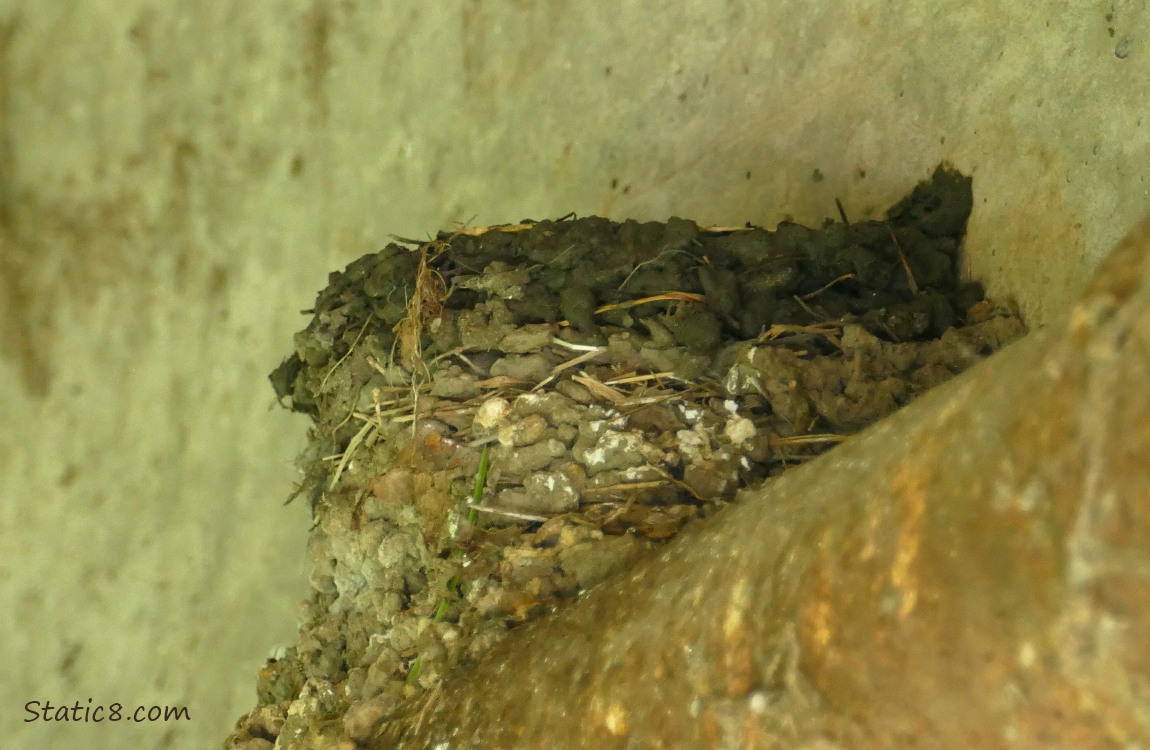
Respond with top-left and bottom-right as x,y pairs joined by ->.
770,433 -> 845,447
799,273 -> 856,300
468,505 -> 549,523
604,371 -> 675,386
329,418 -> 376,489
319,315 -> 373,395
888,227 -> 920,295
551,338 -> 603,352
582,481 -> 669,496
533,347 -> 608,391
761,323 -> 844,350
570,372 -> 625,403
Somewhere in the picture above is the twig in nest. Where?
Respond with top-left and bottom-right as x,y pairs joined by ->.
467,504 -> 548,523
551,338 -> 603,353
454,222 -> 535,236
570,372 -> 625,403
555,292 -> 708,326
618,244 -> 695,290
391,238 -> 452,442
582,481 -> 669,497
475,375 -> 531,389
594,291 -> 706,315
597,498 -> 637,528
835,197 -> 851,225
449,350 -> 485,374
792,294 -> 824,322
328,417 -> 376,489
366,353 -> 413,387
604,371 -> 676,386
319,314 -> 373,395
424,346 -> 474,371
761,323 -> 844,350
799,274 -> 855,301
389,234 -> 428,246
701,224 -> 755,233
410,682 -> 443,738
617,236 -> 703,290
770,433 -> 845,447
888,227 -> 919,295
394,240 -> 448,376
533,346 -> 607,391
647,465 -> 706,502
620,393 -> 678,409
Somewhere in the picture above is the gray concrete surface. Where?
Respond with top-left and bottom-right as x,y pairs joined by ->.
0,2 -> 1146,748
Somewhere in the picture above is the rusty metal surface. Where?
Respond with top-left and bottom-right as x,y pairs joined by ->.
374,220 -> 1150,749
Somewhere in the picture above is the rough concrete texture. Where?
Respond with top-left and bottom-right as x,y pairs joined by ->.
0,2 -> 1146,749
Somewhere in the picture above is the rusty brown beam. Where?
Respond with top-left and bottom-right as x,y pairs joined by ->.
372,219 -> 1150,749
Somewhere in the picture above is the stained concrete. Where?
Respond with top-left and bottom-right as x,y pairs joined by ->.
0,2 -> 1146,748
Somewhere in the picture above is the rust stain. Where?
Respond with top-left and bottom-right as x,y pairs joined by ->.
722,578 -> 750,640
301,0 -> 332,122
0,15 -> 18,220
807,597 -> 831,651
0,18 -> 47,394
457,1 -> 563,95
889,464 -> 928,619
602,702 -> 628,737
0,232 -> 52,396
0,194 -> 142,397
798,546 -> 836,668
722,577 -> 755,696
0,11 -> 198,399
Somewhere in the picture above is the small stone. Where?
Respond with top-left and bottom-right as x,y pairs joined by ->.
497,439 -> 567,474
683,460 -> 737,499
723,415 -> 756,446
245,703 -> 288,739
474,397 -> 512,430
343,693 -> 398,743
430,369 -> 479,398
233,740 -> 275,750
555,378 -> 594,403
456,300 -> 517,350
495,474 -> 575,514
367,469 -> 414,511
629,403 -> 685,433
523,470 -> 579,512
499,323 -> 556,353
555,424 -> 578,446
513,391 -> 584,425
294,329 -> 334,366
501,547 -> 559,584
490,352 -> 556,381
497,413 -> 549,447
575,429 -> 660,476
558,535 -> 648,589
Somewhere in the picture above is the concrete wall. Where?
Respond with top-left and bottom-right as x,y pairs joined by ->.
1,2 -> 1146,748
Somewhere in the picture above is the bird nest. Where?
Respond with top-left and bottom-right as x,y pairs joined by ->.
228,166 -> 1025,749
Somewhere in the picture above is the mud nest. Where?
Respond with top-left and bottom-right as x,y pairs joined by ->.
228,165 -> 1025,749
